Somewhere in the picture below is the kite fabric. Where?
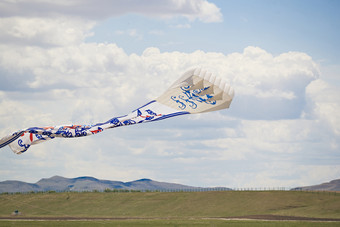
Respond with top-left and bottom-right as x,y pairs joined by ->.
0,67 -> 234,154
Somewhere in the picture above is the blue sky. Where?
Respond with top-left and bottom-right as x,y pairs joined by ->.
0,0 -> 339,188
88,0 -> 340,65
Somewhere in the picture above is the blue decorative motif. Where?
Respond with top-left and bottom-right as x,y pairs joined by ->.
179,94 -> 197,109
123,119 -> 136,125
28,129 -> 39,134
35,134 -> 46,140
42,131 -> 54,138
170,86 -> 217,110
18,139 -> 30,150
61,131 -> 73,138
109,118 -> 122,126
1,99 -> 190,154
75,127 -> 88,137
145,109 -> 157,116
171,96 -> 186,110
144,116 -> 153,121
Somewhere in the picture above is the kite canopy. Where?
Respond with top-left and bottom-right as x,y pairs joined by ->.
158,67 -> 234,113
0,67 -> 234,154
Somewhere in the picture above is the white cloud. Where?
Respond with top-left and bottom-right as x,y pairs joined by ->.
0,43 -> 324,128
172,23 -> 191,29
305,79 -> 340,135
115,29 -> 143,40
0,5 -> 339,188
0,17 -> 95,46
0,0 -> 222,23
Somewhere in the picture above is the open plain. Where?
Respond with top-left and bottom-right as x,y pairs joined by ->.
1,190 -> 340,226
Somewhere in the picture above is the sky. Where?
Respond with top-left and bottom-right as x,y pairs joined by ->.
0,0 -> 339,189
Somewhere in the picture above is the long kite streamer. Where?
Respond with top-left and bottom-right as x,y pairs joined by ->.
0,68 -> 234,154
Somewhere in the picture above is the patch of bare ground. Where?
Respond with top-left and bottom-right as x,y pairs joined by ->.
1,215 -> 340,222
219,215 -> 340,222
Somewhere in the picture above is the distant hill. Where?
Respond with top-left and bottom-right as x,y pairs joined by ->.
291,179 -> 340,191
0,176 -> 231,193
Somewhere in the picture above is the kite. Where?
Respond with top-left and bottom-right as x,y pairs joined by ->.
0,68 -> 234,154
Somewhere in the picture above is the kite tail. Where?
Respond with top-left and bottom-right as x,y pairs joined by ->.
0,100 -> 189,154
1,68 -> 234,155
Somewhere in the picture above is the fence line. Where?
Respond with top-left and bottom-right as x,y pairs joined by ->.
1,187 -> 339,194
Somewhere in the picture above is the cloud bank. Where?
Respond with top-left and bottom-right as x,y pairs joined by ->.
0,0 -> 222,22
0,0 -> 339,188
1,40 -> 338,187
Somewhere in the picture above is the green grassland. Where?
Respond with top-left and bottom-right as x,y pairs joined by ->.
1,190 -> 340,226
0,219 -> 340,227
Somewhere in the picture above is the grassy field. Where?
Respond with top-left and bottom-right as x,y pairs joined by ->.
1,190 -> 340,226
0,219 -> 340,227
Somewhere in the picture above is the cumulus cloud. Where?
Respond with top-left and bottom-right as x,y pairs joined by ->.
0,44 -> 320,120
0,0 -> 222,22
305,79 -> 340,135
1,39 -> 336,187
0,17 -> 95,46
115,29 -> 143,40
215,47 -> 320,119
0,3 -> 339,187
0,0 -> 222,47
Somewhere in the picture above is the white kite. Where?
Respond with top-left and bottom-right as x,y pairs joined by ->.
0,68 -> 234,154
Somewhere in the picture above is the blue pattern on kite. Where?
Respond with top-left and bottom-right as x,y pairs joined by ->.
171,86 -> 217,110
18,139 -> 30,151
0,99 -> 190,153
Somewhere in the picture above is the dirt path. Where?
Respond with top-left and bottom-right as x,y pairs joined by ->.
1,215 -> 340,222
219,215 -> 340,222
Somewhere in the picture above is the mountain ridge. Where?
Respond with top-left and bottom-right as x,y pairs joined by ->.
0,175 -> 231,193
2,176 -> 340,193
291,179 -> 340,191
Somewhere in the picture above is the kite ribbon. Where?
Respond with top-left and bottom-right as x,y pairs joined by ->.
0,68 -> 234,154
0,101 -> 189,154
